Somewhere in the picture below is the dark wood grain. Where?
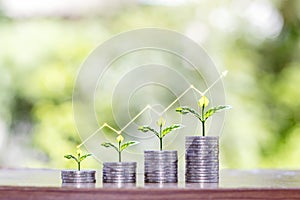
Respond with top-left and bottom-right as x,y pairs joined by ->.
1,186 -> 300,200
1,169 -> 300,199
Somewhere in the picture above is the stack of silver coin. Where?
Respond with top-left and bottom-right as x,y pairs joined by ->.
103,162 -> 136,183
144,150 -> 178,183
61,170 -> 96,183
185,136 -> 219,183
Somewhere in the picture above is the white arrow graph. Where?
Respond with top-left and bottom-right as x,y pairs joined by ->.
77,70 -> 228,148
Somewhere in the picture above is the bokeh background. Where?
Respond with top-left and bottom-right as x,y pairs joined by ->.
0,0 -> 299,170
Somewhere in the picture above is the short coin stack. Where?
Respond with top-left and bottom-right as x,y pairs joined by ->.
103,162 -> 136,183
144,150 -> 178,183
185,136 -> 219,183
61,170 -> 96,183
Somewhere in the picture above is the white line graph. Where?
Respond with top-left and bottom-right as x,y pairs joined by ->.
77,71 -> 228,148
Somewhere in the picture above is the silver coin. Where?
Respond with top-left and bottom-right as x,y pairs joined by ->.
103,166 -> 136,169
144,150 -> 177,153
103,171 -> 136,174
186,163 -> 219,166
186,176 -> 219,179
186,167 -> 219,171
145,153 -> 178,156
145,169 -> 177,172
187,170 -> 218,173
186,145 -> 218,148
186,161 -> 218,164
145,172 -> 177,174
186,138 -> 218,140
145,170 -> 177,173
186,160 -> 219,164
145,179 -> 178,182
145,165 -> 177,167
186,139 -> 218,142
61,176 -> 95,180
103,174 -> 135,177
103,169 -> 136,172
144,160 -> 177,163
103,170 -> 136,173
104,162 -> 136,165
104,165 -> 136,167
61,170 -> 96,174
186,156 -> 218,159
62,179 -> 96,183
103,180 -> 136,183
186,142 -> 218,145
103,183 -> 136,188
103,177 -> 136,180
145,179 -> 177,183
186,180 -> 219,183
103,174 -> 136,177
144,158 -> 177,161
186,148 -> 218,151
186,173 -> 218,176
145,177 -> 177,180
186,153 -> 218,156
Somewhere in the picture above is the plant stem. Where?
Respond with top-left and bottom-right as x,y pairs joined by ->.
78,161 -> 81,171
201,105 -> 205,136
159,124 -> 162,151
202,121 -> 205,137
118,141 -> 121,162
160,137 -> 163,151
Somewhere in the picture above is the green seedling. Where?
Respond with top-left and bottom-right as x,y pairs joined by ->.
138,117 -> 183,151
101,135 -> 139,162
64,148 -> 92,171
176,95 -> 231,136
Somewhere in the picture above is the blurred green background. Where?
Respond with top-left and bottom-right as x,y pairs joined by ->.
0,0 -> 299,169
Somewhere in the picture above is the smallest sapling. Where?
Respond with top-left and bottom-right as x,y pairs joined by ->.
64,148 -> 92,171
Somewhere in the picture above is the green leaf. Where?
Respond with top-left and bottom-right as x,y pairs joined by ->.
176,106 -> 201,120
120,141 -> 139,151
162,124 -> 183,138
101,142 -> 118,152
138,126 -> 159,137
79,153 -> 92,162
204,105 -> 232,120
64,154 -> 78,162
175,107 -> 189,114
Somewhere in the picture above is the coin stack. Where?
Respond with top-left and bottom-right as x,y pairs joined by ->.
103,162 -> 136,183
144,150 -> 178,183
61,170 -> 96,183
185,136 -> 219,183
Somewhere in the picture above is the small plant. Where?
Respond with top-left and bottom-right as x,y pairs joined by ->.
64,148 -> 92,171
176,95 -> 231,136
138,117 -> 183,151
101,135 -> 139,162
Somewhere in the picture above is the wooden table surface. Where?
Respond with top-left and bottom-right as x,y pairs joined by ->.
1,168 -> 300,199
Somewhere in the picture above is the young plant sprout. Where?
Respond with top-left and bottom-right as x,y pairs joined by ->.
176,95 -> 231,136
64,148 -> 92,171
101,135 -> 139,162
138,117 -> 183,151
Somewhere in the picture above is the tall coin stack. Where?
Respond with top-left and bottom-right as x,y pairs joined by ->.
185,136 -> 219,183
61,170 -> 96,183
144,150 -> 178,183
103,162 -> 136,183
